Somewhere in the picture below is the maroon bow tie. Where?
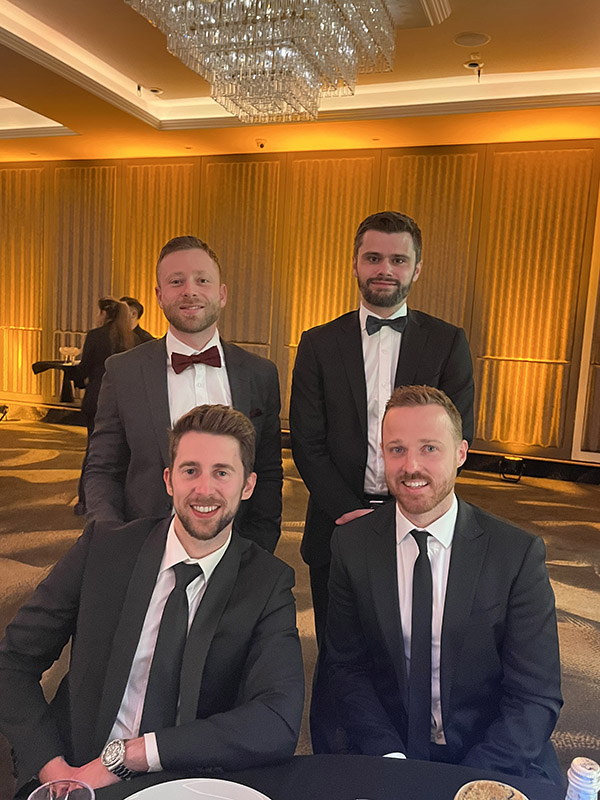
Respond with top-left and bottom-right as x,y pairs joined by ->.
171,346 -> 222,374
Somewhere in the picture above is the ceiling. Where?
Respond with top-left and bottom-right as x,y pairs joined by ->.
1,0 -> 600,162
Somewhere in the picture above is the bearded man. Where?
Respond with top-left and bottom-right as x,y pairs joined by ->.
322,385 -> 562,785
290,211 -> 474,646
85,236 -> 283,553
0,404 -> 303,795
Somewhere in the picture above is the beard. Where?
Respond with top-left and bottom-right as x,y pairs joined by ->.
174,497 -> 239,542
162,299 -> 220,335
386,470 -> 456,519
357,272 -> 416,309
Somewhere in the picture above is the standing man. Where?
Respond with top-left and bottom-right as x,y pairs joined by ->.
120,295 -> 155,344
86,236 -> 283,552
290,211 -> 474,640
322,386 -> 562,784
0,405 -> 303,795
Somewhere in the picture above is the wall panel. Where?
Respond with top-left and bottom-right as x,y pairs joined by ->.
51,165 -> 117,341
0,167 -> 45,398
277,152 -> 380,419
582,287 -> 600,451
472,146 -> 595,455
113,161 -> 200,338
381,148 -> 482,329
200,157 -> 283,351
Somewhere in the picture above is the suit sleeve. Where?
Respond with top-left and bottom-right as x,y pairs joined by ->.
237,359 -> 283,553
290,331 -> 365,522
438,327 -> 474,445
325,530 -> 406,755
155,565 -> 304,771
0,531 -> 92,787
84,357 -> 129,522
460,535 -> 562,776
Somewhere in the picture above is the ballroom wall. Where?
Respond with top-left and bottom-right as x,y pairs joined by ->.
1,138 -> 599,463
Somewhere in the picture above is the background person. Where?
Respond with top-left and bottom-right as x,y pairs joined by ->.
120,295 -> 155,344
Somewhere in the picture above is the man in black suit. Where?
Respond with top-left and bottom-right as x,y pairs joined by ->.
120,295 -> 155,344
323,386 -> 562,783
0,405 -> 304,794
290,211 -> 474,640
86,236 -> 283,552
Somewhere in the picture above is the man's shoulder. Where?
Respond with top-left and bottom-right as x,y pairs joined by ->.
301,310 -> 358,340
237,535 -> 294,580
105,336 -> 165,371
408,308 -> 464,334
222,341 -> 278,373
84,516 -> 168,551
459,498 -> 539,548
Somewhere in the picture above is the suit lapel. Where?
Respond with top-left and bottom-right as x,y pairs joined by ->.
367,503 -> 408,701
395,310 -> 427,387
440,500 -> 488,723
336,312 -> 368,441
222,342 -> 252,417
177,534 -> 246,724
140,337 -> 171,467
93,520 -> 170,752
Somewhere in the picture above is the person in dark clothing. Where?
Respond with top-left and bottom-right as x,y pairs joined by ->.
120,295 -> 155,344
72,297 -> 135,514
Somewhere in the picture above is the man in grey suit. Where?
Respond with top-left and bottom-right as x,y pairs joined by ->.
0,405 -> 304,794
85,236 -> 283,552
323,386 -> 562,784
290,211 -> 474,641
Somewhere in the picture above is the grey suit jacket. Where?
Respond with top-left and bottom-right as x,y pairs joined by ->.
290,309 -> 474,566
85,337 -> 283,552
0,519 -> 304,790
324,499 -> 562,783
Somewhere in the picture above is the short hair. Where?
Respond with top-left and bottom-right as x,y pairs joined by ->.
169,404 -> 256,478
384,385 -> 463,443
353,211 -> 422,264
120,296 -> 144,319
156,235 -> 221,282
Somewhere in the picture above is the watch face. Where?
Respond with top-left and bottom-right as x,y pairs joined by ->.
102,739 -> 125,768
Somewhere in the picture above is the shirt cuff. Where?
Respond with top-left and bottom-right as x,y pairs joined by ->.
143,733 -> 163,772
383,752 -> 407,759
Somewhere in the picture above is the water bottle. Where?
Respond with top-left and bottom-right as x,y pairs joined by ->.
566,757 -> 600,800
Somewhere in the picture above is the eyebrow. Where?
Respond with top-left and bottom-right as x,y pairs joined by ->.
362,250 -> 411,258
178,461 -> 235,470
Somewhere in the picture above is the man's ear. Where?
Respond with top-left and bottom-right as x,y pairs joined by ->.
242,471 -> 257,501
457,439 -> 468,469
412,260 -> 423,284
163,467 -> 173,497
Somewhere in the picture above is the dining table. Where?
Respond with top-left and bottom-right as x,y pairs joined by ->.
96,754 -> 566,800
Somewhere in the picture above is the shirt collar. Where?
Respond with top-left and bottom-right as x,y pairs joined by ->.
359,302 -> 407,331
166,327 -> 223,359
395,494 -> 458,549
161,517 -> 231,583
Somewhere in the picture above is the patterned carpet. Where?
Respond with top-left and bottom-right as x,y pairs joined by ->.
0,418 -> 599,796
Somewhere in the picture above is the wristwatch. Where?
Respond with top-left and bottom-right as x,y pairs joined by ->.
101,738 -> 139,781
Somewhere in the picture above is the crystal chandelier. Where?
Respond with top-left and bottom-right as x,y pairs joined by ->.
125,0 -> 396,123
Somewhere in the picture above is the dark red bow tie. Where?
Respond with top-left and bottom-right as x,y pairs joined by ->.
171,346 -> 222,374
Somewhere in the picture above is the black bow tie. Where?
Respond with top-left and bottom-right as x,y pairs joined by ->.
365,315 -> 407,336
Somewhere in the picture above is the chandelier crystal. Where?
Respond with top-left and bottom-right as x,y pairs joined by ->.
126,0 -> 396,123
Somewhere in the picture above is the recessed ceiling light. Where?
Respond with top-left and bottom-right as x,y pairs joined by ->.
454,32 -> 491,48
148,87 -> 164,95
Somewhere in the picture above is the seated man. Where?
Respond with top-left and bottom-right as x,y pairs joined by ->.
323,385 -> 562,784
0,405 -> 304,794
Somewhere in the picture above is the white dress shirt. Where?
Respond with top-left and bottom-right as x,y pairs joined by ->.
359,303 -> 407,495
395,496 -> 458,745
107,522 -> 231,770
165,328 -> 232,427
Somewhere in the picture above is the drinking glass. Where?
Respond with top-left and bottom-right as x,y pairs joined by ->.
27,779 -> 95,800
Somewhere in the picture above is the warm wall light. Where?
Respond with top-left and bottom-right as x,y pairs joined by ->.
499,456 -> 525,483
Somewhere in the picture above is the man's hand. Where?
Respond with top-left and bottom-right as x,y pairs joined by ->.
335,508 -> 374,525
38,756 -> 119,789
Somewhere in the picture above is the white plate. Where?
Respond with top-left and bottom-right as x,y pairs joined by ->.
453,779 -> 529,800
128,778 -> 271,800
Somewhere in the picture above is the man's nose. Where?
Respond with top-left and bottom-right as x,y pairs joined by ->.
402,450 -> 420,474
193,472 -> 213,495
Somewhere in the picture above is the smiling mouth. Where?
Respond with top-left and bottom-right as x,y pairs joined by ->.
191,503 -> 219,515
401,478 -> 429,490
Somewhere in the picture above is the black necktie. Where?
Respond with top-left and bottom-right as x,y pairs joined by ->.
407,530 -> 432,760
139,562 -> 203,734
171,346 -> 222,374
365,315 -> 407,336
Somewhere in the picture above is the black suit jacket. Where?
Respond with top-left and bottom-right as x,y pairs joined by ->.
290,309 -> 474,566
324,499 -> 562,783
84,337 -> 283,552
71,325 -> 118,426
0,519 -> 304,791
